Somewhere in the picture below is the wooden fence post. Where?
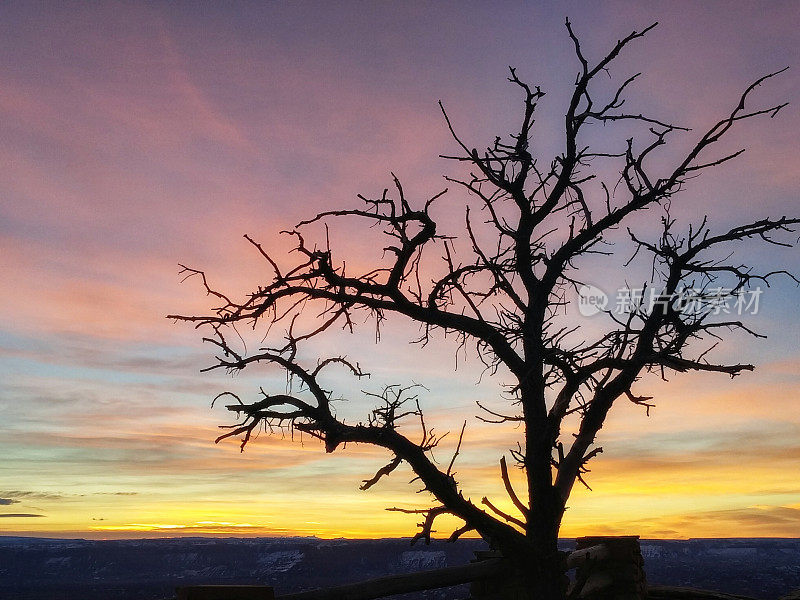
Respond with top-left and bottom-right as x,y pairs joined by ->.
573,536 -> 646,600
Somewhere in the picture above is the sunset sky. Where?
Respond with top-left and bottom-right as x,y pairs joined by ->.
1,1 -> 799,541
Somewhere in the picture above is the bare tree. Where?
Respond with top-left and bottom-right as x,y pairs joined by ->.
170,20 -> 796,600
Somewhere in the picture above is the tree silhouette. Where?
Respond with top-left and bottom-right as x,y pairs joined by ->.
170,20 -> 796,599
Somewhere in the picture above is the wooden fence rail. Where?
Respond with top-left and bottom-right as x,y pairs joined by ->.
172,536 -> 794,600
276,557 -> 506,600
177,541 -> 622,600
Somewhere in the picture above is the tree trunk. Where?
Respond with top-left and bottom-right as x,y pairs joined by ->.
524,561 -> 569,600
472,548 -> 567,600
487,536 -> 567,600
514,374 -> 568,599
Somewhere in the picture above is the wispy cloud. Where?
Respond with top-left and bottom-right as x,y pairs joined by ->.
580,505 -> 800,539
0,491 -> 64,500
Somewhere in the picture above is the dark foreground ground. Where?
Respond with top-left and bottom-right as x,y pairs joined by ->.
0,536 -> 798,600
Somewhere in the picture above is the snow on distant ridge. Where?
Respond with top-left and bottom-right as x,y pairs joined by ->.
257,550 -> 304,573
400,550 -> 446,571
